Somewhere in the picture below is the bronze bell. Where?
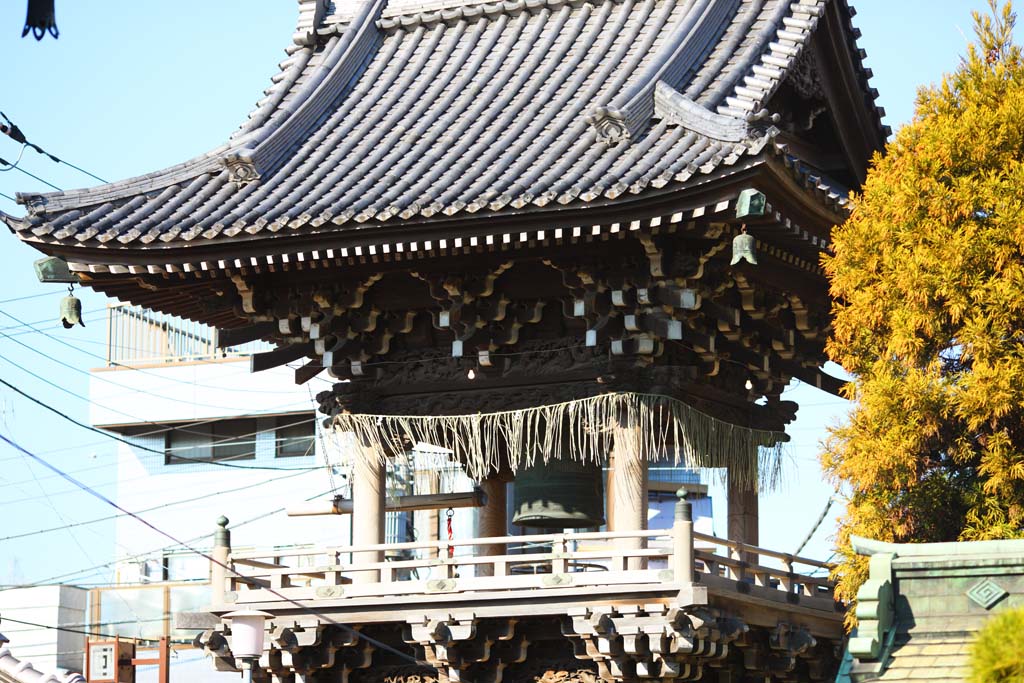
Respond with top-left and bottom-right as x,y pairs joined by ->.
730,225 -> 757,266
60,294 -> 84,328
512,458 -> 605,529
23,0 -> 58,40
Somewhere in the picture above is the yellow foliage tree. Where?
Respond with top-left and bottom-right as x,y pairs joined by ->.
823,0 -> 1024,607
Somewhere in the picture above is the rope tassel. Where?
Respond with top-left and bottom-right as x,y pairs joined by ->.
330,392 -> 786,491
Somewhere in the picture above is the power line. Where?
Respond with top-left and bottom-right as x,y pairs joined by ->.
0,414 -> 324,501
0,291 -> 64,305
0,307 -> 306,395
0,429 -> 420,667
0,376 -> 321,471
0,390 -> 326,467
0,191 -> 16,203
0,468 -> 313,541
0,110 -> 108,184
0,321 -> 296,413
793,497 -> 835,556
4,484 -> 330,588
0,616 -> 162,643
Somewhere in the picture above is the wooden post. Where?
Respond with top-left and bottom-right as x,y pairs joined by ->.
672,490 -> 694,583
210,516 -> 230,604
727,455 -> 759,566
476,475 -> 506,577
610,412 -> 648,570
352,447 -> 385,583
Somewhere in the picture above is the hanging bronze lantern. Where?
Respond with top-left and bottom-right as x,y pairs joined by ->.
60,287 -> 83,328
23,0 -> 59,40
512,459 -> 605,529
730,224 -> 757,266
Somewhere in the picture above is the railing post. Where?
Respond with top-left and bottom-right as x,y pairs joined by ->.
672,489 -> 694,583
211,516 -> 231,604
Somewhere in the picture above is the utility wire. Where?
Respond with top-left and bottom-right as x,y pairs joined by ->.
0,160 -> 61,191
0,291 -> 65,305
0,307 -> 301,395
0,322 -> 297,413
0,376 -> 321,471
0,389 -> 326,467
0,432 -> 419,667
0,435 -> 420,666
793,497 -> 835,556
0,111 -> 108,184
0,616 -> 161,643
0,191 -> 16,202
5,483 -> 336,589
0,468 -> 312,540
0,413 -> 323,501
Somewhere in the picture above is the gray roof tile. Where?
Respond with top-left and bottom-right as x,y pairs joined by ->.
5,0 -> 880,254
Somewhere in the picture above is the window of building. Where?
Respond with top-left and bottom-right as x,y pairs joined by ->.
276,415 -> 315,458
165,418 -> 257,464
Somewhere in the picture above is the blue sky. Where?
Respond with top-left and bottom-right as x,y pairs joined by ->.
0,1 -> 1015,585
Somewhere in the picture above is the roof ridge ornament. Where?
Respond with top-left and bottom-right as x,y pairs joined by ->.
585,0 -> 740,144
294,0 -> 330,46
653,81 -> 751,143
222,150 -> 261,186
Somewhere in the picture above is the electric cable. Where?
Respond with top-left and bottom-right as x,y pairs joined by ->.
0,468 -> 313,541
0,616 -> 163,642
0,111 -> 108,183
793,497 -> 835,556
0,391 -> 325,467
0,307 -> 301,395
5,483 -> 338,588
0,154 -> 61,191
0,437 -> 422,666
0,376 -> 321,471
0,291 -> 66,305
0,322 -> 300,413
0,413 -> 323,500
0,191 -> 17,202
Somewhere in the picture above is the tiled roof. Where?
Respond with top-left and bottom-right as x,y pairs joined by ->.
4,0 -> 883,253
0,639 -> 85,683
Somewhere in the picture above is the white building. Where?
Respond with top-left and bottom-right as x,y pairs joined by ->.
0,585 -> 87,674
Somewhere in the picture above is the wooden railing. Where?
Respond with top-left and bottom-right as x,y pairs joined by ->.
105,304 -> 274,366
219,527 -> 835,607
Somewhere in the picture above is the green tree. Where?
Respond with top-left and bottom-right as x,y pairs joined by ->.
969,606 -> 1024,682
823,0 -> 1024,607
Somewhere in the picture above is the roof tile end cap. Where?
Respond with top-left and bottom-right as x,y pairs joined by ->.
220,149 -> 261,186
586,106 -> 632,145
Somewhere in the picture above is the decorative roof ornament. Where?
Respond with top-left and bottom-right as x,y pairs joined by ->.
730,225 -> 757,266
587,108 -> 631,145
22,0 -> 58,40
222,150 -> 261,186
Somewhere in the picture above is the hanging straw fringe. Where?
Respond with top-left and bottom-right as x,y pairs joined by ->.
330,392 -> 786,491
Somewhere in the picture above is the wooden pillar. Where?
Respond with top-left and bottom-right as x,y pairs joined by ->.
352,447 -> 385,583
476,475 -> 509,577
727,453 -> 759,566
610,413 -> 648,570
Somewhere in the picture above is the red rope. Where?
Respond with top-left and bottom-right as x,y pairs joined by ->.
446,507 -> 454,558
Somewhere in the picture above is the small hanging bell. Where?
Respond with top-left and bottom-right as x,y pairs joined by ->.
60,287 -> 84,329
22,0 -> 59,40
730,224 -> 757,266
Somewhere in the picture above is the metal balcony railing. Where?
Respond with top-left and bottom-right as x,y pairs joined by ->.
105,304 -> 274,367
